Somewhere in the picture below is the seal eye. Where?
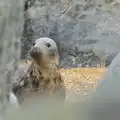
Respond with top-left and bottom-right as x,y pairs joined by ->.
32,42 -> 35,46
45,43 -> 51,48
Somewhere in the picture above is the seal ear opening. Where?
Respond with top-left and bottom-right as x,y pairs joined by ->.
32,42 -> 35,46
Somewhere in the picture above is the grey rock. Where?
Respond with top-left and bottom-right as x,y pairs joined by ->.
21,0 -> 120,67
93,52 -> 120,99
93,31 -> 120,62
105,0 -> 113,4
90,52 -> 120,120
0,0 -> 24,117
83,54 -> 90,60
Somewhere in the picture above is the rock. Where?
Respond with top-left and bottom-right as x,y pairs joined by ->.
92,30 -> 120,62
21,0 -> 120,67
90,52 -> 120,120
0,0 -> 24,117
93,52 -> 120,99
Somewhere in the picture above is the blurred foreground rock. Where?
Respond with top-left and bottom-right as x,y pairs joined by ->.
0,0 -> 24,117
90,51 -> 120,120
92,51 -> 120,100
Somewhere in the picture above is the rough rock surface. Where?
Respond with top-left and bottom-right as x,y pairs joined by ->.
0,0 -> 24,117
21,0 -> 120,68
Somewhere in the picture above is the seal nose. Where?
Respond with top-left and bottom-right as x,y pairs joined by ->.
29,46 -> 41,59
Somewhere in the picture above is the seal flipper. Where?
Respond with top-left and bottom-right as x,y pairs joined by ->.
12,63 -> 30,103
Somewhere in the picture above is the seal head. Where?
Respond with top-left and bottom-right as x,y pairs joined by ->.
29,37 -> 59,66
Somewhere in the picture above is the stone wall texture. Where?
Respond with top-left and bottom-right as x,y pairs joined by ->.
21,0 -> 120,68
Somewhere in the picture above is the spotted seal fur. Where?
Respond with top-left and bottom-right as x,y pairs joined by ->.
12,37 -> 65,104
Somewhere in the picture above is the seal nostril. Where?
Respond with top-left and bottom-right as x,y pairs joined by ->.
32,42 -> 35,46
45,43 -> 51,48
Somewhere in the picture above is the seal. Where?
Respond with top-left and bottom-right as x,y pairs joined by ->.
12,37 -> 65,104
